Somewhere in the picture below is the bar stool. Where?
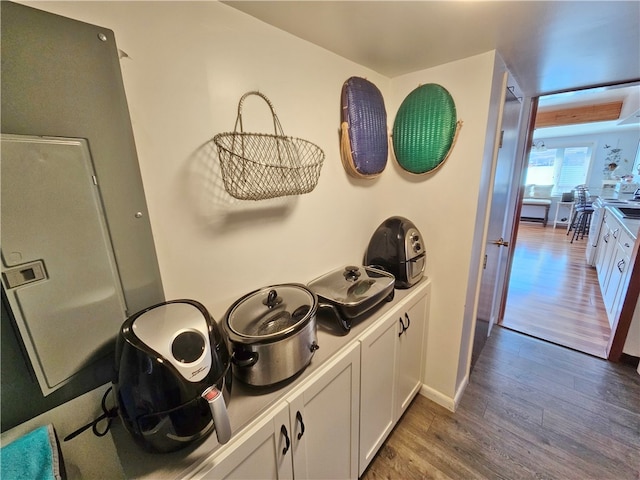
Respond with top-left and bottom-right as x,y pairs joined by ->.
569,185 -> 593,243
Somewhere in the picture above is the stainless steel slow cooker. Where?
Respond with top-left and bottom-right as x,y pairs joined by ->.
223,284 -> 319,387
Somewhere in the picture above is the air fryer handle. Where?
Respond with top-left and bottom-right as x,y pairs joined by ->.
202,386 -> 232,445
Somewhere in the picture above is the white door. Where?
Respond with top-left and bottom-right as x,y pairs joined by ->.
195,402 -> 293,480
287,342 -> 360,480
394,293 -> 427,419
358,314 -> 397,475
474,75 -> 524,362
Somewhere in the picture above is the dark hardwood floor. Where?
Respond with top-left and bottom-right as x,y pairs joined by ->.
501,222 -> 611,358
361,327 -> 640,480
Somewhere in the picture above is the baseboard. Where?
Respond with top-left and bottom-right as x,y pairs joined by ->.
419,375 -> 470,413
419,384 -> 455,412
454,374 -> 469,410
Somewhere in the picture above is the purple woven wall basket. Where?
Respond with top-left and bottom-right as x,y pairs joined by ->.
340,77 -> 388,178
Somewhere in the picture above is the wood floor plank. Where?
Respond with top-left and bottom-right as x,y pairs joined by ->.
472,356 -> 640,449
361,327 -> 640,480
482,401 -> 638,480
541,408 -> 640,470
501,224 -> 611,357
476,364 -> 640,462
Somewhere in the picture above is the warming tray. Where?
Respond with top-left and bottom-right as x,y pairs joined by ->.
308,265 -> 395,333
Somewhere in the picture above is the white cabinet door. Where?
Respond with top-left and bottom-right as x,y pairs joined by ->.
606,242 -> 631,326
358,313 -> 397,476
395,293 -> 428,419
358,284 -> 430,476
595,215 -> 612,275
195,402 -> 293,480
287,343 -> 360,480
597,222 -> 618,292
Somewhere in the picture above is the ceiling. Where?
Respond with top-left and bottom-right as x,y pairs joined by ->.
225,1 -> 640,136
224,1 -> 639,97
535,83 -> 640,138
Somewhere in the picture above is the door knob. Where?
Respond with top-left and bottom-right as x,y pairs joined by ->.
490,237 -> 510,247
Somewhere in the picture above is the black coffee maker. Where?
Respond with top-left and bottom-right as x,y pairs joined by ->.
113,299 -> 232,453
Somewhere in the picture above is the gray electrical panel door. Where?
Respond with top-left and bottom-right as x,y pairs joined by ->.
1,134 -> 127,395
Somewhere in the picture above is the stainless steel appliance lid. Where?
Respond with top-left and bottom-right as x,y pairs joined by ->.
307,265 -> 394,306
130,301 -> 215,382
226,284 -> 317,339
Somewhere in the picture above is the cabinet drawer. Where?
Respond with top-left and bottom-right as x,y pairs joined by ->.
618,228 -> 635,257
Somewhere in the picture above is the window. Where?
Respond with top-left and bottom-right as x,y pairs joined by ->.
525,144 -> 593,195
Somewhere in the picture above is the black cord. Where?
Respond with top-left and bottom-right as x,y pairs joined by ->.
63,387 -> 118,442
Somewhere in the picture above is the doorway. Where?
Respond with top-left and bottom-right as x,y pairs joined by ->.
500,223 -> 611,357
498,83 -> 640,358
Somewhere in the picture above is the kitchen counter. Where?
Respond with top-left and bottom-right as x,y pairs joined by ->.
609,206 -> 640,240
112,279 -> 431,479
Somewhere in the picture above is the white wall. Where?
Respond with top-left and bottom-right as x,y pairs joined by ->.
389,53 -> 497,403
23,0 -> 497,417
23,0 -> 388,307
534,129 -> 640,196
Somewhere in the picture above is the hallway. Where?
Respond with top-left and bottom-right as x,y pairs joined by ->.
362,327 -> 640,479
500,222 -> 611,358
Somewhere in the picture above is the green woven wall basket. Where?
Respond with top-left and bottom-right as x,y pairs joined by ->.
392,83 -> 462,174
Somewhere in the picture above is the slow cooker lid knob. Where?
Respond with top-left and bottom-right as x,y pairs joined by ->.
263,289 -> 282,308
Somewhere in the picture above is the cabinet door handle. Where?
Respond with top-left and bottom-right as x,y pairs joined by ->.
613,228 -> 619,239
281,425 -> 290,455
604,233 -> 609,243
296,411 -> 305,440
398,314 -> 411,336
618,259 -> 626,273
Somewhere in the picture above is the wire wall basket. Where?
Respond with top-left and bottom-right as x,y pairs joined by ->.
214,91 -> 325,200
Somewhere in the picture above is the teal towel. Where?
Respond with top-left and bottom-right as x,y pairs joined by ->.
1,425 -> 62,480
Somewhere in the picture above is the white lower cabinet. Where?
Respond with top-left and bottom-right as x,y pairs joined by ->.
192,342 -> 361,480
286,342 -> 360,480
594,211 -> 636,328
358,288 -> 428,476
194,401 -> 293,480
187,281 -> 431,480
395,294 -> 428,418
358,312 -> 397,474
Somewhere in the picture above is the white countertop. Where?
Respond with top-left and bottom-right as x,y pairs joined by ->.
607,206 -> 640,241
112,279 -> 431,479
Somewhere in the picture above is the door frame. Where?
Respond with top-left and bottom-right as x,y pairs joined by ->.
499,88 -> 636,362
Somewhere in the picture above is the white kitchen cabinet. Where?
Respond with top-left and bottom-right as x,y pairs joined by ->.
395,293 -> 428,418
192,343 -> 360,480
358,312 -> 397,473
601,221 -> 634,327
286,342 -> 360,480
194,402 -> 293,480
608,244 -> 631,325
152,282 -> 431,480
358,286 -> 429,476
595,213 -> 617,288
592,209 -> 640,330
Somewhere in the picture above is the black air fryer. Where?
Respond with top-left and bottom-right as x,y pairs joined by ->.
364,216 -> 426,289
113,299 -> 232,453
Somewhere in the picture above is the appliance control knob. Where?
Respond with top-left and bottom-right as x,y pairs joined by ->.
172,331 -> 205,363
414,243 -> 422,252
